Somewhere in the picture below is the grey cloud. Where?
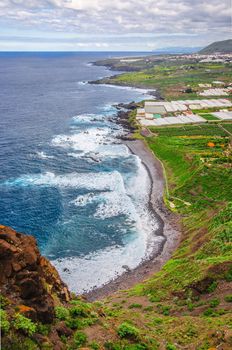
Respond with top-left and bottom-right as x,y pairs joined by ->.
0,0 -> 230,34
0,0 -> 230,51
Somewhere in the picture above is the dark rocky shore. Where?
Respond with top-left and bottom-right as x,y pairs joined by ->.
85,139 -> 181,301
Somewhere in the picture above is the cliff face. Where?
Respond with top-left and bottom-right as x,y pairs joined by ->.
0,225 -> 70,324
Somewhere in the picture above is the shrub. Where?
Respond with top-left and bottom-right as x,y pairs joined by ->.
224,265 -> 232,282
187,302 -> 194,311
55,306 -> 70,320
104,341 -> 121,350
0,309 -> 10,333
209,298 -> 220,308
13,313 -> 36,336
0,294 -> 9,309
37,323 -> 50,336
73,330 -> 87,347
166,344 -> 177,350
143,306 -> 153,312
203,308 -> 226,317
69,300 -> 92,318
157,304 -> 171,316
65,317 -> 83,330
207,281 -> 218,293
152,317 -> 163,325
224,294 -> 232,302
125,345 -> 148,350
128,303 -> 142,309
117,322 -> 140,340
90,341 -> 100,349
148,295 -> 161,303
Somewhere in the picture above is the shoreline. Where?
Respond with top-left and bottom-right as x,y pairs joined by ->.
84,61 -> 181,300
84,138 -> 181,301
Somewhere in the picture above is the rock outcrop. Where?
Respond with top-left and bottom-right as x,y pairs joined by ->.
0,225 -> 70,323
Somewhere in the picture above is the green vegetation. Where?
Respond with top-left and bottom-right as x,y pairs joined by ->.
55,306 -> 70,320
128,303 -> 143,309
0,309 -> 10,333
98,61 -> 232,99
199,113 -> 219,121
199,39 -> 232,54
224,294 -> 232,302
1,57 -> 232,350
149,124 -> 228,137
13,314 -> 37,336
117,322 -> 140,340
73,330 -> 87,347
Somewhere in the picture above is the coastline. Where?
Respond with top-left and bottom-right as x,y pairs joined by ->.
84,61 -> 181,300
84,138 -> 181,301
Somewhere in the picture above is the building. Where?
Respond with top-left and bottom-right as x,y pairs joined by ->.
136,98 -> 232,127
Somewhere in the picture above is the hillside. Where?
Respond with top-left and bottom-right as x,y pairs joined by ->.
199,39 -> 232,54
1,121 -> 232,349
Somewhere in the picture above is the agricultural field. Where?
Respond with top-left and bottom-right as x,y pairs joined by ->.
149,123 -> 230,137
97,61 -> 232,100
197,113 -> 219,121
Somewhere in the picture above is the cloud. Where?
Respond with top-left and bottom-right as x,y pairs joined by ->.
0,0 -> 230,50
0,0 -> 230,33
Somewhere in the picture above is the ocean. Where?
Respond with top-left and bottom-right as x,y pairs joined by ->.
0,52 -> 162,293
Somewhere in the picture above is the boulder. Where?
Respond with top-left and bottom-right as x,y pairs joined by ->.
0,225 -> 70,323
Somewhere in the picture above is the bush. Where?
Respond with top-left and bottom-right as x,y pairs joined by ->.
37,323 -> 50,336
207,281 -> 218,293
125,345 -> 148,350
13,313 -> 36,336
0,294 -> 9,309
152,317 -> 163,325
209,298 -> 220,308
55,306 -> 70,320
157,304 -> 171,316
128,303 -> 142,309
0,309 -> 10,333
73,330 -> 87,347
69,300 -> 92,318
65,317 -> 83,330
224,265 -> 232,282
166,344 -> 177,350
203,308 -> 226,317
90,341 -> 100,349
224,294 -> 232,302
117,322 -> 140,340
104,341 -> 121,350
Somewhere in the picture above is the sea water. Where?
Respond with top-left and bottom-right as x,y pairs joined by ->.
0,52 -> 163,293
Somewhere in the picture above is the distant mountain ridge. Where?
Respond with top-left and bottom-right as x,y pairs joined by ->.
199,39 -> 232,54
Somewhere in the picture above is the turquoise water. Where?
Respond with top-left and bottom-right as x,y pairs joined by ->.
0,52 -> 163,293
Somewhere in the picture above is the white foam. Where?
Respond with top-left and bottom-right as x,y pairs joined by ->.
5,170 -> 126,193
71,193 -> 96,207
98,83 -> 155,96
51,125 -> 127,160
6,151 -> 162,294
51,127 -> 112,153
77,81 -> 88,85
36,151 -> 54,159
71,113 -> 105,123
52,232 -> 163,294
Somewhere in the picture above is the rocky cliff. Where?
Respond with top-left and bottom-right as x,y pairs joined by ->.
0,225 -> 70,324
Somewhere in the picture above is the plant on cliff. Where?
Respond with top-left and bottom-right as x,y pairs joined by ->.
55,306 -> 70,320
117,322 -> 140,340
0,309 -> 10,333
69,299 -> 92,317
73,330 -> 87,347
13,314 -> 37,336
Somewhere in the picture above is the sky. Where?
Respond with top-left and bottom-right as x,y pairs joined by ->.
0,0 -> 231,51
